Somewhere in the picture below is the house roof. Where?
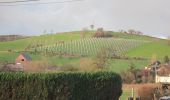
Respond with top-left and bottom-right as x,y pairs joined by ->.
21,53 -> 32,61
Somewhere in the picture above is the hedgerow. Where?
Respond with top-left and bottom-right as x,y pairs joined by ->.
0,72 -> 122,100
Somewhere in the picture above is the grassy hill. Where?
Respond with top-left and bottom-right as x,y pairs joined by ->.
0,31 -> 163,51
0,31 -> 169,72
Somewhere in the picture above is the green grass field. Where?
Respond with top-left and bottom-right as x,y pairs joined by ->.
127,42 -> 170,59
108,59 -> 149,73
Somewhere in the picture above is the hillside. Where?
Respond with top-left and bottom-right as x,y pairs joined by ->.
0,31 -> 164,51
0,31 -> 169,72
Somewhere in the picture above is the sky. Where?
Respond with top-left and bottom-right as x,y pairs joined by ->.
0,0 -> 169,38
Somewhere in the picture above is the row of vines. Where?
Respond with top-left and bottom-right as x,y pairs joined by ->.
31,38 -> 148,56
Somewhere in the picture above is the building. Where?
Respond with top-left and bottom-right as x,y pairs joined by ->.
15,53 -> 32,64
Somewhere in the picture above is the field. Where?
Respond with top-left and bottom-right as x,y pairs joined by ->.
127,42 -> 170,59
0,31 -> 169,72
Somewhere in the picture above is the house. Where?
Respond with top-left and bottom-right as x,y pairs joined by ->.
16,53 -> 32,64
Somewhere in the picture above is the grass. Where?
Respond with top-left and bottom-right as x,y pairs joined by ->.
127,42 -> 170,59
44,56 -> 80,66
0,51 -> 19,63
120,85 -> 138,100
108,59 -> 149,73
120,89 -> 136,100
111,32 -> 163,41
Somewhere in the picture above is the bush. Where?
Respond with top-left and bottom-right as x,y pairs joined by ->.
0,72 -> 122,100
138,84 -> 157,100
93,28 -> 113,38
121,71 -> 135,84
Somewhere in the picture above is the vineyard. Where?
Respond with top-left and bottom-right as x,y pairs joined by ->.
33,38 -> 148,57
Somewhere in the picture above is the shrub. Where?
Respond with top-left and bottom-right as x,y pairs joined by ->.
138,84 -> 157,100
79,58 -> 99,71
121,71 -> 135,84
164,55 -> 170,64
93,28 -> 113,38
23,61 -> 48,72
0,72 -> 122,100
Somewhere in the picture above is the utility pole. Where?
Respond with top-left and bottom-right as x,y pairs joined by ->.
155,62 -> 158,83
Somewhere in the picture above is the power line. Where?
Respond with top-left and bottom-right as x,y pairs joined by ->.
0,0 -> 40,4
0,0 -> 84,6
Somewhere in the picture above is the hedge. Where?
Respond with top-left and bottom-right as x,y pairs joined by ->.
0,72 -> 122,100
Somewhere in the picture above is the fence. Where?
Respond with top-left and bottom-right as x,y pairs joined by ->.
120,88 -> 138,100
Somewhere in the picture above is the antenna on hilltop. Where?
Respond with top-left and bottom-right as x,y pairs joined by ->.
90,20 -> 95,30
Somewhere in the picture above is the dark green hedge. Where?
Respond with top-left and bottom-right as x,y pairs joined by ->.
0,72 -> 122,100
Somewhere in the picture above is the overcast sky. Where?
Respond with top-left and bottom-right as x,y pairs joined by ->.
0,0 -> 169,38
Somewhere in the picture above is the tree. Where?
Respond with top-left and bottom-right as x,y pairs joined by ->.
121,71 -> 135,84
164,55 -> 170,64
127,29 -> 144,35
93,28 -> 105,37
81,28 -> 88,38
79,58 -> 98,71
151,54 -> 157,64
93,48 -> 111,69
168,36 -> 170,46
136,31 -> 143,35
93,28 -> 113,38
128,29 -> 136,34
129,62 -> 142,83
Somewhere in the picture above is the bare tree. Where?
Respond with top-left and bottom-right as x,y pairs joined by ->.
164,55 -> 170,64
128,29 -> 136,34
93,28 -> 105,37
81,28 -> 88,38
168,36 -> 170,46
136,31 -> 143,35
151,54 -> 157,64
119,29 -> 127,33
128,29 -> 143,35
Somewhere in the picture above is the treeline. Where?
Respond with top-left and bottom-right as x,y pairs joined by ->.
0,35 -> 28,42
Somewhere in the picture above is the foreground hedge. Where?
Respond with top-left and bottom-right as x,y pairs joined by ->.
0,72 -> 122,100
